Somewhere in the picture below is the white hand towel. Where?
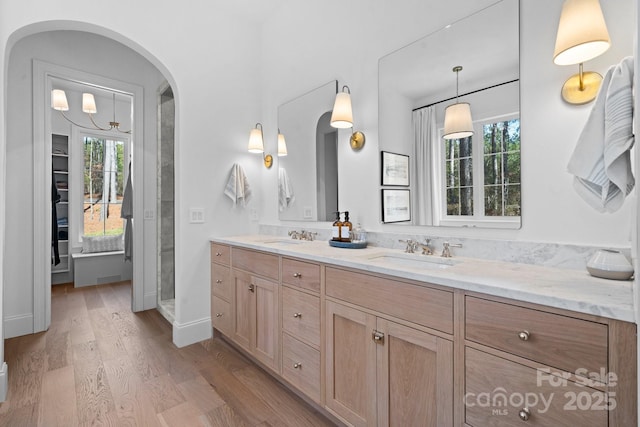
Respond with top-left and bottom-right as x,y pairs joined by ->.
278,167 -> 295,212
224,163 -> 252,206
567,56 -> 635,213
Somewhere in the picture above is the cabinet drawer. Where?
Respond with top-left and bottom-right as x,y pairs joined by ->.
211,263 -> 232,301
465,297 -> 608,375
211,243 -> 230,265
326,267 -> 453,334
465,347 -> 607,427
232,248 -> 279,281
282,286 -> 320,348
282,333 -> 321,403
212,295 -> 232,336
282,258 -> 320,293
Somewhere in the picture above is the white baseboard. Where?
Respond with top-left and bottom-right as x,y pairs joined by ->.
4,313 -> 33,339
172,316 -> 212,348
0,362 -> 7,402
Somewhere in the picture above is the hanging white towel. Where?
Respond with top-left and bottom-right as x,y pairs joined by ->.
278,167 -> 295,212
224,163 -> 252,206
567,56 -> 635,213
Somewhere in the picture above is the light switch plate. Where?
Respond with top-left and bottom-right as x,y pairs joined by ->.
189,208 -> 205,223
303,207 -> 312,219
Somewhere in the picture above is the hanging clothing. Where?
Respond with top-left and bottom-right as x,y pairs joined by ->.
52,171 -> 61,266
121,162 -> 133,262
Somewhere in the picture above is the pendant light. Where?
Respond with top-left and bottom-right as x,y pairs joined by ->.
51,89 -> 131,134
443,66 -> 474,140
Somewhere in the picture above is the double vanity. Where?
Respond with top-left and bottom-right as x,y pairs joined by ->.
210,235 -> 636,426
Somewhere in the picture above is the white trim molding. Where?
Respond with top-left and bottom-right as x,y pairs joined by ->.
4,314 -> 34,339
172,317 -> 212,348
0,362 -> 8,402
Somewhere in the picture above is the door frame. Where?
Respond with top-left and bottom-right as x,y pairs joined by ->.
32,60 -> 145,332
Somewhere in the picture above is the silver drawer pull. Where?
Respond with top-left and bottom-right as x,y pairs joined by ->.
293,363 -> 302,369
518,330 -> 530,341
215,313 -> 223,318
293,272 -> 302,278
248,284 -> 255,293
293,312 -> 302,318
215,252 -> 222,257
216,279 -> 222,284
518,407 -> 531,421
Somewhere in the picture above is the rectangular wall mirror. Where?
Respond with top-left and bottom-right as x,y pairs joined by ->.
278,80 -> 338,221
378,0 -> 521,229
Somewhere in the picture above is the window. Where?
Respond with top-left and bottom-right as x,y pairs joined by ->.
440,115 -> 520,226
83,136 -> 126,236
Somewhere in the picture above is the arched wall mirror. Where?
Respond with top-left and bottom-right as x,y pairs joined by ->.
278,80 -> 338,221
378,0 -> 521,229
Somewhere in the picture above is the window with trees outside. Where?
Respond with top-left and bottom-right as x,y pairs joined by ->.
442,115 -> 520,225
83,136 -> 126,236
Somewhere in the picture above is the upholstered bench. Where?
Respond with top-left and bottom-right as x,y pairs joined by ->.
71,235 -> 132,287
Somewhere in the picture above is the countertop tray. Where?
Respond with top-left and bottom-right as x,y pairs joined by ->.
328,240 -> 367,249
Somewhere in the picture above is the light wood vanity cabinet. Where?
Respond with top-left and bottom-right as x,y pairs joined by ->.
230,248 -> 280,374
464,295 -> 636,427
211,242 -> 636,427
325,268 -> 454,427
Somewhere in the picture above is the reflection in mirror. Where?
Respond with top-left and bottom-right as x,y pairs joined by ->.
278,80 -> 338,221
379,0 -> 520,229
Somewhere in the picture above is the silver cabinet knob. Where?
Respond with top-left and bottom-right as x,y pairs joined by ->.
215,279 -> 222,284
293,272 -> 302,278
518,330 -> 530,341
248,284 -> 255,293
215,252 -> 222,257
215,313 -> 223,318
293,312 -> 302,318
293,363 -> 302,369
518,407 -> 531,421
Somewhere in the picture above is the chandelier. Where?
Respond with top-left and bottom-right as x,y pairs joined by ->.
51,89 -> 131,134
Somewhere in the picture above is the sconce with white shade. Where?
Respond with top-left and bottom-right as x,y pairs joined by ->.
553,0 -> 611,104
277,129 -> 288,157
51,89 -> 131,133
248,123 -> 273,168
443,66 -> 474,140
330,85 -> 366,150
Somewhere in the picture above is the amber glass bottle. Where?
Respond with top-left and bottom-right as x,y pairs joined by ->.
332,212 -> 343,241
340,211 -> 352,242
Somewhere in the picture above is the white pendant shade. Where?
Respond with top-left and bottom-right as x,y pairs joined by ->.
248,126 -> 264,153
553,0 -> 610,65
51,89 -> 69,111
82,93 -> 98,114
277,132 -> 288,156
443,102 -> 474,140
330,91 -> 353,129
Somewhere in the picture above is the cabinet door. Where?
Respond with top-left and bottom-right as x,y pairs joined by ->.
253,276 -> 280,373
376,319 -> 453,427
325,300 -> 377,427
233,270 -> 254,352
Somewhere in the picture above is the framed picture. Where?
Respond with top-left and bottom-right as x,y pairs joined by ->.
381,189 -> 411,223
381,151 -> 410,186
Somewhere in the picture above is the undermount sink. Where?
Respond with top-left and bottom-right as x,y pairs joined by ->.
258,239 -> 303,245
367,253 -> 460,270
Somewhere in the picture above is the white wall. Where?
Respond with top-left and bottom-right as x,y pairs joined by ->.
259,0 -> 636,249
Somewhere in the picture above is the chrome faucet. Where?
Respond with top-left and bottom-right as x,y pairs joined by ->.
419,239 -> 433,255
399,239 -> 419,253
288,230 -> 301,240
300,230 -> 317,241
441,241 -> 462,258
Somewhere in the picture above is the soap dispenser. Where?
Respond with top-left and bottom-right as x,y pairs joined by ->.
332,212 -> 343,242
341,211 -> 353,242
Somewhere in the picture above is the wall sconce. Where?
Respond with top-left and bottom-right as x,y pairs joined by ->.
51,89 -> 131,134
248,123 -> 273,168
277,129 -> 288,157
553,0 -> 611,104
330,85 -> 366,151
443,66 -> 474,140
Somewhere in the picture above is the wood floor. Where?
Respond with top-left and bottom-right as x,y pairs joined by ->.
0,281 -> 336,427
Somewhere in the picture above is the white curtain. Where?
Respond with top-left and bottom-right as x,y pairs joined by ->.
412,107 -> 437,225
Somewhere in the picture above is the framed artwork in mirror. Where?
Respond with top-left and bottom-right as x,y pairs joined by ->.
381,151 -> 410,186
381,189 -> 411,223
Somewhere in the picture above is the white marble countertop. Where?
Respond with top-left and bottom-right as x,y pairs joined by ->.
211,234 -> 636,323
